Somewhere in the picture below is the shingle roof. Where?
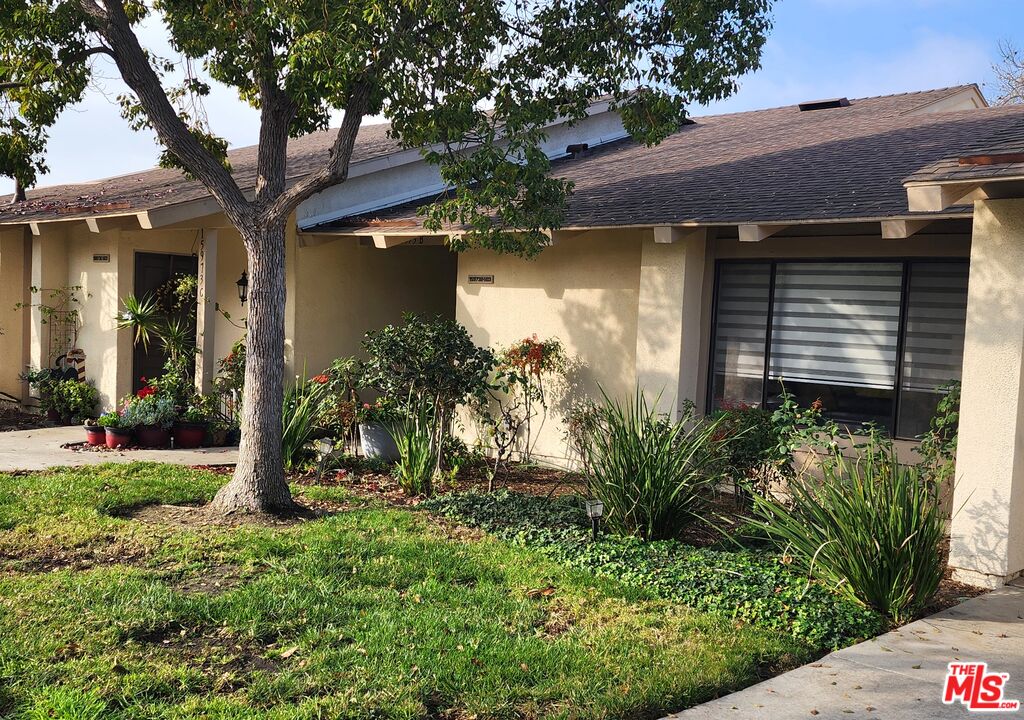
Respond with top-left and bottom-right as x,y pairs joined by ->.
326,86 -> 1024,232
905,119 -> 1024,185
0,123 -> 399,224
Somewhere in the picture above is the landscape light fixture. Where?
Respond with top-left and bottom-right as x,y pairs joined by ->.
315,438 -> 334,483
236,271 -> 249,304
583,498 -> 604,541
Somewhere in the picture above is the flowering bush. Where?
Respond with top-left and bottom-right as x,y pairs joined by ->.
501,334 -> 566,377
121,394 -> 176,429
356,398 -> 401,425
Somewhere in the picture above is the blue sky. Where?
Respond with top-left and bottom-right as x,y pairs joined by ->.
2,0 -> 1022,195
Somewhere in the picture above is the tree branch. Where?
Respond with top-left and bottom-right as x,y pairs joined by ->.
262,81 -> 372,223
0,46 -> 116,92
88,0 -> 251,226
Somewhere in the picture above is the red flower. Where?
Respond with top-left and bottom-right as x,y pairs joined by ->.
312,374 -> 329,384
137,385 -> 156,399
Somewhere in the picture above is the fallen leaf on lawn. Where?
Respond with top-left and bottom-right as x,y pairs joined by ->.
526,586 -> 556,599
281,646 -> 299,659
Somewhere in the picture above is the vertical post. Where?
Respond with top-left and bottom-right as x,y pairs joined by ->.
949,198 -> 1024,588
195,229 -> 218,393
635,227 -> 708,419
0,227 -> 29,400
28,228 -> 68,379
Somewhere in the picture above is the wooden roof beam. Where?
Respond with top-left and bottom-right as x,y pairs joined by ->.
738,224 -> 788,243
881,219 -> 933,239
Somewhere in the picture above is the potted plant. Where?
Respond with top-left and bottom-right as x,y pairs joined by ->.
357,399 -> 401,462
19,368 -> 59,420
98,411 -> 131,449
174,394 -> 213,449
123,393 -> 176,448
83,418 -> 105,446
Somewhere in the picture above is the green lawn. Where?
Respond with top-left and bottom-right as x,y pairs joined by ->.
0,463 -> 809,719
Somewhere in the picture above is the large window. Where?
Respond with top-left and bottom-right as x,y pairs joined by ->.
709,259 -> 969,438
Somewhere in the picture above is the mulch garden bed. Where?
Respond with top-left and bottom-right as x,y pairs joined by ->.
0,406 -> 53,432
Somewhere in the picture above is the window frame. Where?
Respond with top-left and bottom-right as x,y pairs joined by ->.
706,256 -> 969,440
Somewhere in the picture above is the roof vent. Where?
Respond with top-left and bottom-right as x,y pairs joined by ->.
798,97 -> 850,112
566,142 -> 589,158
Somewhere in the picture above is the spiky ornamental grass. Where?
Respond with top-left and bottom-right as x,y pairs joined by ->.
749,440 -> 947,624
581,389 -> 729,541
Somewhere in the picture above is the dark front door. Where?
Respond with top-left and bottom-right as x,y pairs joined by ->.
132,252 -> 199,394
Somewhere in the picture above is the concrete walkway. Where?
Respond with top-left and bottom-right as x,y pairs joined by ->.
669,580 -> 1024,719
0,426 -> 238,471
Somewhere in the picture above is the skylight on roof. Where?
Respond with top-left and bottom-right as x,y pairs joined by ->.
798,97 -> 850,111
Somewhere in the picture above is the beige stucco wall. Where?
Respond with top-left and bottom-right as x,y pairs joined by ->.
291,237 -> 458,376
949,199 -> 1024,587
454,225 -> 972,466
455,229 -> 643,463
0,228 -> 29,399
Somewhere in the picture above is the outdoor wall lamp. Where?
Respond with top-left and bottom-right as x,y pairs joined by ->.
236,271 -> 249,304
584,498 -> 604,541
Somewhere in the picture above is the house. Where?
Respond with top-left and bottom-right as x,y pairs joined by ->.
1,83 -> 1023,589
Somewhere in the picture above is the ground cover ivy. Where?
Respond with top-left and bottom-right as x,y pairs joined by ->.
422,490 -> 886,650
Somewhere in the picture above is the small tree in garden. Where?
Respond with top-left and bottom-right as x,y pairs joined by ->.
2,0 -> 773,513
497,335 -> 566,462
362,314 -> 496,474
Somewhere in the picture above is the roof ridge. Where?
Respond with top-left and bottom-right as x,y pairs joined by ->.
690,84 -> 978,121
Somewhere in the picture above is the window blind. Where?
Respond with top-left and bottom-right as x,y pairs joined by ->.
900,262 -> 969,393
768,262 -> 903,390
712,263 -> 771,382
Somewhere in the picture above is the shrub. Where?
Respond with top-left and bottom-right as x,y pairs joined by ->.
388,400 -> 436,496
748,438 -> 946,625
362,314 -> 496,469
49,379 -> 99,422
422,490 -> 884,649
917,379 -> 961,483
582,388 -> 729,540
316,356 -> 362,443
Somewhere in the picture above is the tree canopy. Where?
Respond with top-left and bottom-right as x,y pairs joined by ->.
0,0 -> 773,513
2,0 -> 772,248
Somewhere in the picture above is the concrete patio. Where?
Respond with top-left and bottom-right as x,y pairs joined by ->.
670,580 -> 1024,719
0,426 -> 238,471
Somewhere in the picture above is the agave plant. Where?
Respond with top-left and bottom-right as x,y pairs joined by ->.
282,373 -> 329,471
388,399 -> 436,497
116,293 -> 162,351
581,388 -> 730,540
748,438 -> 947,624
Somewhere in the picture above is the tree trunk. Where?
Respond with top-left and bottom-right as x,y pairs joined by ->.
211,219 -> 296,513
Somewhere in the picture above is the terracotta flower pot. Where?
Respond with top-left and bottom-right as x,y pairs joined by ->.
136,425 -> 170,448
105,427 -> 132,449
173,422 -> 206,449
84,425 -> 105,447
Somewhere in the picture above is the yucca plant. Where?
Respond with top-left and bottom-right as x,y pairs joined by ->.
582,388 -> 730,540
388,400 -> 436,497
749,439 -> 947,625
282,374 -> 327,471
